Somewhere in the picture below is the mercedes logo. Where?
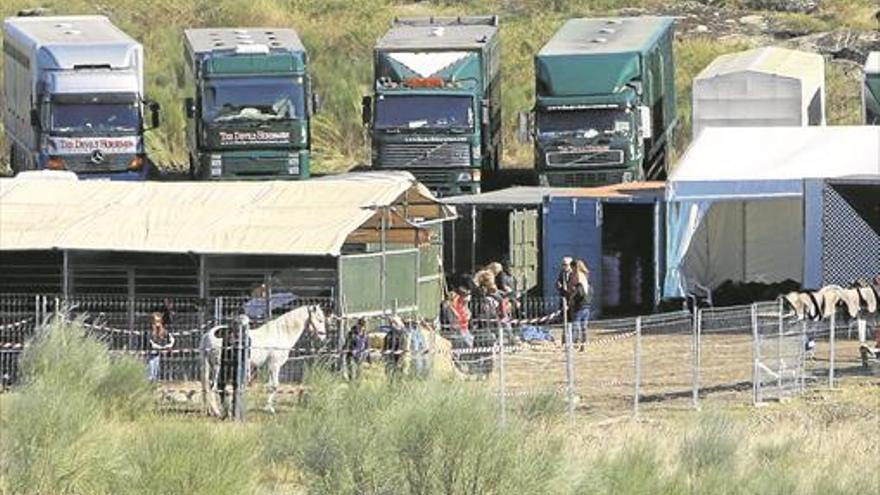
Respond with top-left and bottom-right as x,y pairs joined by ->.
90,150 -> 105,164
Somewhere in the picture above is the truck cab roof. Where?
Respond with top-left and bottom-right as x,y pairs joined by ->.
376,16 -> 499,51
3,15 -> 141,70
538,17 -> 673,57
184,28 -> 305,55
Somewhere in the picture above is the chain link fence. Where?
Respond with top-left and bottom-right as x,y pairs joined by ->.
1,292 -> 875,421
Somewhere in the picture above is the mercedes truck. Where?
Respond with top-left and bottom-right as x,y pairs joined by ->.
184,28 -> 316,180
3,15 -> 159,179
362,16 -> 502,196
522,17 -> 676,187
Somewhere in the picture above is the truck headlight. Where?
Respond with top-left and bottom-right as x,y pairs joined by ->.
455,171 -> 471,182
287,153 -> 300,175
210,154 -> 222,177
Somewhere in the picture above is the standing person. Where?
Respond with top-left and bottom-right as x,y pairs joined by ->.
556,256 -> 574,305
147,312 -> 175,382
217,314 -> 249,419
160,298 -> 174,329
496,259 -> 520,318
383,316 -> 407,378
450,286 -> 474,348
344,317 -> 370,380
570,259 -> 593,348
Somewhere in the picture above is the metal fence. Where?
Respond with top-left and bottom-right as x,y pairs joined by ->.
1,293 -> 875,422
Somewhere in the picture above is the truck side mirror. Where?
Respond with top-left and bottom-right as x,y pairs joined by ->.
312,93 -> 323,114
148,101 -> 161,129
639,106 -> 653,140
516,111 -> 532,143
361,96 -> 372,127
184,97 -> 195,119
29,109 -> 40,128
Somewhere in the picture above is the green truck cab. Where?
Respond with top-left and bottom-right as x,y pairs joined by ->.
865,52 -> 879,125
184,28 -> 316,180
362,16 -> 502,196
522,17 -> 676,187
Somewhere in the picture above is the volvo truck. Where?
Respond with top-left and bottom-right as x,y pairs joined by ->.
3,15 -> 159,179
184,28 -> 316,180
865,52 -> 879,125
363,16 -> 502,196
522,17 -> 676,187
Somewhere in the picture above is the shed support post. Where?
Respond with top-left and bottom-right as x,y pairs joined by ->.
62,250 -> 70,300
198,255 -> 207,326
381,206 -> 387,316
470,205 -> 477,274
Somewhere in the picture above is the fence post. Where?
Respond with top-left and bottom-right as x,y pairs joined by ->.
497,323 -> 507,427
233,318 -> 249,422
777,299 -> 784,396
563,299 -> 576,423
799,320 -> 807,393
633,316 -> 642,416
828,311 -> 835,389
692,309 -> 701,410
751,303 -> 760,405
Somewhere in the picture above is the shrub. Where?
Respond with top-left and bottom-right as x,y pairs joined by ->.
117,422 -> 259,495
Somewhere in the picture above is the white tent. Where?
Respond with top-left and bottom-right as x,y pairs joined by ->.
692,47 -> 825,138
664,126 -> 880,298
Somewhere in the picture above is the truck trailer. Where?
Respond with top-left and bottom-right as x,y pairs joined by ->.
363,16 -> 502,196
184,28 -> 316,180
3,15 -> 159,179
865,52 -> 880,125
525,17 -> 676,187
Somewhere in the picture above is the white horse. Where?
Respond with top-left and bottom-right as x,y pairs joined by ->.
200,305 -> 327,416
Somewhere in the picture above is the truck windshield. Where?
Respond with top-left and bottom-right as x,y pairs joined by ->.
51,102 -> 140,133
375,95 -> 473,130
537,108 -> 631,135
204,78 -> 304,123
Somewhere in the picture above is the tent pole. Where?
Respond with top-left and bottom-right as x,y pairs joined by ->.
62,250 -> 70,299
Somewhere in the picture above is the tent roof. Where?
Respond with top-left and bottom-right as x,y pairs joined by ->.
550,181 -> 665,199
0,171 -> 451,256
866,52 -> 880,74
668,126 -> 880,201
696,46 -> 823,83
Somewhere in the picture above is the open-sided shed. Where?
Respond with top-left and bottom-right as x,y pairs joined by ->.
542,182 -> 666,317
0,171 -> 454,317
665,126 -> 880,300
692,46 -> 825,137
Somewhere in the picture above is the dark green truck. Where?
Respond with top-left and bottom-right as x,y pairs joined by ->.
184,28 -> 316,180
865,52 -> 879,125
362,16 -> 502,196
523,17 -> 676,187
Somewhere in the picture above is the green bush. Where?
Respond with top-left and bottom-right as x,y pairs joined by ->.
264,372 -> 565,495
117,422 -> 259,495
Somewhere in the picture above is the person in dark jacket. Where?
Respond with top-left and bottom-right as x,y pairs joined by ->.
344,317 -> 370,380
383,316 -> 407,378
556,256 -> 574,305
217,314 -> 249,418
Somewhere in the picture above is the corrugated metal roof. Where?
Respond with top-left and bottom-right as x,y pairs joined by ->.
538,17 -> 673,56
377,16 -> 498,51
696,47 -> 823,84
185,28 -> 305,54
0,171 -> 449,257
443,187 -> 559,207
867,52 -> 880,75
549,181 -> 665,199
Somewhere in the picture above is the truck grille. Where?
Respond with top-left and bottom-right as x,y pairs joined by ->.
545,170 -> 628,187
378,142 -> 471,168
65,154 -> 133,174
546,149 -> 624,167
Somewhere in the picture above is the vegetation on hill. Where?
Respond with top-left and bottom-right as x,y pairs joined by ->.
0,0 -> 875,173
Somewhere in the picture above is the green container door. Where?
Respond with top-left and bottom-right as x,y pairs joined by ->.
509,209 -> 539,292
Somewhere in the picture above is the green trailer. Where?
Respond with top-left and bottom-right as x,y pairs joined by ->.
523,17 -> 676,187
865,52 -> 880,125
363,16 -> 502,197
183,28 -> 317,180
